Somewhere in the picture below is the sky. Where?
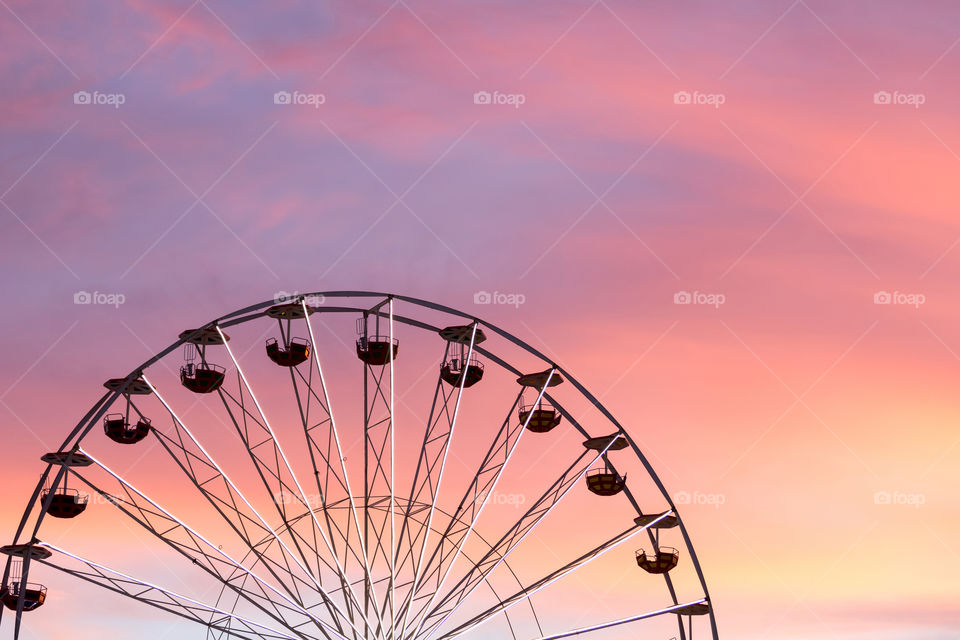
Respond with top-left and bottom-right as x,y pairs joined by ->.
1,0 -> 959,638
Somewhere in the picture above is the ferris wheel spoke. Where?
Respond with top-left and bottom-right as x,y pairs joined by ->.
539,379 -> 717,640
216,386 -> 337,580
143,374 -> 369,639
404,368 -> 558,637
602,454 -> 686,620
392,323 -> 480,637
216,327 -> 381,636
147,390 -> 312,605
387,300 -> 398,628
286,384 -> 368,627
394,385 -> 521,633
435,513 -> 672,640
530,599 -> 710,640
151,426 -> 318,606
386,375 -> 456,630
358,300 -> 398,636
547,403 -> 688,632
300,303 -> 374,550
33,543 -> 313,640
300,300 -> 382,638
70,450 -> 347,639
286,367 -> 362,632
411,435 -> 621,640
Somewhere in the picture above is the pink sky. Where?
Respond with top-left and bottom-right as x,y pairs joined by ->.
1,1 -> 959,638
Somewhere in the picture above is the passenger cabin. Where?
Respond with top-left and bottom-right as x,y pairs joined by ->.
636,547 -> 679,574
439,324 -> 486,388
440,357 -> 484,388
104,414 -> 152,444
519,398 -> 561,433
41,488 -> 88,519
356,338 -> 398,365
0,557 -> 49,612
356,317 -> 398,365
266,337 -> 310,367
516,369 -> 564,432
582,433 -> 628,495
0,583 -> 46,611
179,327 -> 228,393
180,364 -> 226,393
585,468 -> 626,496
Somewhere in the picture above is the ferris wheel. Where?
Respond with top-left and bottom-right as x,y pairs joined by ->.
2,292 -> 719,640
